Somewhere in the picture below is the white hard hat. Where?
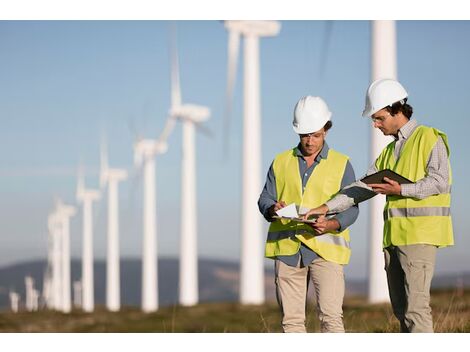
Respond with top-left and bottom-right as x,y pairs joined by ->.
362,78 -> 408,117
293,96 -> 332,134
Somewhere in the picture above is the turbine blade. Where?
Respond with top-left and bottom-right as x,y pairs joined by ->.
224,29 -> 240,157
127,114 -> 142,142
318,20 -> 333,81
158,114 -> 177,146
170,22 -> 182,109
77,164 -> 85,198
195,122 -> 213,138
100,136 -> 108,188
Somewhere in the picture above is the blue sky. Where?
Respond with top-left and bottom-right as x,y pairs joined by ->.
0,20 -> 469,280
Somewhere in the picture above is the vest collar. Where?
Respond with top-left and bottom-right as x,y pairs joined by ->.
395,118 -> 419,141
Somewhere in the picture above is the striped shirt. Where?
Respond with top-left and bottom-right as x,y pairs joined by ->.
326,119 -> 450,213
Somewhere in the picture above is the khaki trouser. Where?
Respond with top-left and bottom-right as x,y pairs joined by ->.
275,257 -> 345,333
384,244 -> 437,333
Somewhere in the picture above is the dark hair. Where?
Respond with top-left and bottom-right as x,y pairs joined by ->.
385,98 -> 413,119
324,120 -> 333,132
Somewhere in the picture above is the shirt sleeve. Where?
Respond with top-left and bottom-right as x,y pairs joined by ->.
333,160 -> 360,231
258,162 -> 278,222
326,162 -> 378,213
400,136 -> 449,199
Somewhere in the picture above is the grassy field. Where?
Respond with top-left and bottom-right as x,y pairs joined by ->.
1,289 -> 469,333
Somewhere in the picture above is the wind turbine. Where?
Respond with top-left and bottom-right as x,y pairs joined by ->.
224,20 -> 281,305
73,280 -> 83,308
47,211 -> 62,310
55,199 -> 76,313
168,26 -> 210,307
100,140 -> 128,312
44,217 -> 55,309
42,267 -> 52,309
367,20 -> 396,303
76,166 -> 101,312
9,291 -> 20,313
25,276 -> 34,312
133,137 -> 167,313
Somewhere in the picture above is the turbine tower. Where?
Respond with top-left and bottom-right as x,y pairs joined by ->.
9,291 -> 20,313
76,167 -> 101,312
42,268 -> 52,308
44,216 -> 55,309
224,21 -> 281,304
47,211 -> 62,310
169,27 -> 210,306
73,280 -> 83,308
133,138 -> 168,313
25,276 -> 34,312
55,199 -> 76,313
368,20 -> 396,303
100,140 -> 128,312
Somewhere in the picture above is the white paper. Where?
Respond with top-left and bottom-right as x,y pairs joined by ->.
275,203 -> 298,218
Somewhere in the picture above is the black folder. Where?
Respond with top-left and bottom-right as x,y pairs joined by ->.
360,169 -> 414,185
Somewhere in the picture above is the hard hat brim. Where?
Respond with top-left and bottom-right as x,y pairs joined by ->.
292,112 -> 331,134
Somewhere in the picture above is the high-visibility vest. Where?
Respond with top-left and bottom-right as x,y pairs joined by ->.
375,125 -> 454,248
265,148 -> 352,265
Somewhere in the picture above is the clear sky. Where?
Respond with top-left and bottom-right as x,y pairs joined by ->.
1,20 -> 469,280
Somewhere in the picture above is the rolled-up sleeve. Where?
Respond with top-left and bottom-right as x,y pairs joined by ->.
333,160 -> 360,231
326,163 -> 378,212
258,162 -> 278,222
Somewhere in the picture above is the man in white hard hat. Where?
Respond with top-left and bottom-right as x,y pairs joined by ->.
258,96 -> 359,333
303,79 -> 454,333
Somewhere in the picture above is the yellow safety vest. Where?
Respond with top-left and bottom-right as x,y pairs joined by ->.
265,147 -> 352,265
375,125 -> 454,248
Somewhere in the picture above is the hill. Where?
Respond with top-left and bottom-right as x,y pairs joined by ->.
0,258 -> 468,311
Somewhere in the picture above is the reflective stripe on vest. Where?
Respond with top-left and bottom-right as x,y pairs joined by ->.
266,147 -> 352,264
385,206 -> 451,220
267,230 -> 351,249
375,125 -> 454,248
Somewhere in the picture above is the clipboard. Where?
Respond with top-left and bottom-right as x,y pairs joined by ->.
272,215 -> 317,224
360,169 -> 413,185
272,212 -> 338,224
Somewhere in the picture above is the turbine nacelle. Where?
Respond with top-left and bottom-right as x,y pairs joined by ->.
76,188 -> 101,204
105,168 -> 128,182
76,169 -> 101,203
55,199 -> 76,219
47,212 -> 61,234
100,139 -> 127,186
224,20 -> 281,37
133,139 -> 168,167
170,104 -> 211,124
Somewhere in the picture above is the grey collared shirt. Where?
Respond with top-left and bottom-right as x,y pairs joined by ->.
326,119 -> 450,212
258,142 -> 359,267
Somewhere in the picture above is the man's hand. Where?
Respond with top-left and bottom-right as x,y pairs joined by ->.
309,215 -> 340,235
268,200 -> 287,218
368,177 -> 401,196
302,204 -> 329,220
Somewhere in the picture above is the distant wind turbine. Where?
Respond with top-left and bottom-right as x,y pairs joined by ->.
47,211 -> 62,310
100,140 -> 128,312
76,166 -> 101,312
133,137 -> 167,313
224,20 -> 281,305
55,199 -> 76,313
168,25 -> 211,307
25,276 -> 35,312
42,267 -> 52,309
9,291 -> 20,313
73,280 -> 83,308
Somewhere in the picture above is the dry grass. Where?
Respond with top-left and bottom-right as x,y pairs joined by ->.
0,288 -> 468,333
